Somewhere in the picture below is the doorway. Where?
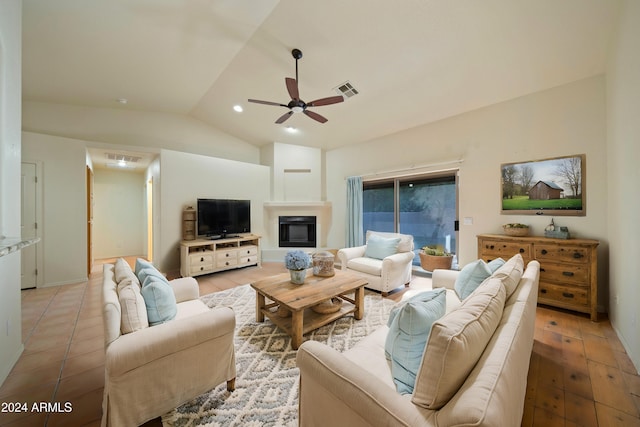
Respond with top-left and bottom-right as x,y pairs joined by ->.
21,162 -> 42,289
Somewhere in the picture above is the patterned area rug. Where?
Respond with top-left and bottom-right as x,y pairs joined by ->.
161,283 -> 395,427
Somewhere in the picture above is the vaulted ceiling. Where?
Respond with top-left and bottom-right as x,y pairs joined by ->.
22,0 -> 620,152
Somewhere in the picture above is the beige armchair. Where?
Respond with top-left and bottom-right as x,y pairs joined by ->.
101,261 -> 236,427
338,230 -> 415,296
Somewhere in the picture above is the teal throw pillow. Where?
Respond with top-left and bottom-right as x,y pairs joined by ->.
454,259 -> 492,300
140,276 -> 177,325
385,288 -> 446,394
135,258 -> 155,276
365,234 -> 401,260
487,257 -> 505,273
137,266 -> 169,286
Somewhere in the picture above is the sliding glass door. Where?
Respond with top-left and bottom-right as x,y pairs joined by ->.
363,173 -> 458,266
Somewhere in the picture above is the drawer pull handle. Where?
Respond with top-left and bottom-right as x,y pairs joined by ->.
225,262 -> 229,266
562,292 -> 574,299
489,245 -> 494,250
573,252 -> 583,259
562,271 -> 575,277
540,289 -> 547,294
200,267 -> 204,271
519,248 -> 525,253
200,257 -> 204,262
541,249 -> 548,255
540,268 -> 546,272
226,253 -> 230,257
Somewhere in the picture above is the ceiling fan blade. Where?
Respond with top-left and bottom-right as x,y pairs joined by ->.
307,95 -> 344,107
303,109 -> 328,123
248,99 -> 288,107
285,77 -> 299,101
275,111 -> 294,124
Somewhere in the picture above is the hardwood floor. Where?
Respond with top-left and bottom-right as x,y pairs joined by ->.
0,258 -> 638,426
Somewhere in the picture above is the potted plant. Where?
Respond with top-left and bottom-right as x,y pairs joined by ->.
502,223 -> 530,237
284,250 -> 311,284
419,245 -> 453,271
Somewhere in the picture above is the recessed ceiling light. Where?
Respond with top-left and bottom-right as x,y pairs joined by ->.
285,126 -> 298,133
117,98 -> 128,104
233,105 -> 243,113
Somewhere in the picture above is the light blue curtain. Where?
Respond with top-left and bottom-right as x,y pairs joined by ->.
346,176 -> 363,247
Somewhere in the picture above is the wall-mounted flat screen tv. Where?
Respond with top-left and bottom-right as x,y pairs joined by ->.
197,198 -> 251,238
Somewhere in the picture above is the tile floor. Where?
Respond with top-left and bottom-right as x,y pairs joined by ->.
0,258 -> 638,426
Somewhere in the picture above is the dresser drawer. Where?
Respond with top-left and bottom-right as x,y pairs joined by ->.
190,252 -> 213,266
538,282 -> 588,307
539,262 -> 589,286
534,244 -> 590,264
238,245 -> 258,257
479,239 -> 532,262
238,255 -> 258,265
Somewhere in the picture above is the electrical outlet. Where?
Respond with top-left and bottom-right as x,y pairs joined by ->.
615,295 -> 619,305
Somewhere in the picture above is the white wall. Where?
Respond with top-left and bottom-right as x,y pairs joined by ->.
23,101 -> 260,164
93,169 -> 146,258
22,132 -> 88,287
606,0 -> 640,370
0,0 -> 23,386
261,142 -> 323,201
327,76 -> 608,307
157,149 -> 270,273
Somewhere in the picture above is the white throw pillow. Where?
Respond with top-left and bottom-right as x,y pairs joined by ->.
490,254 -> 524,298
118,280 -> 149,334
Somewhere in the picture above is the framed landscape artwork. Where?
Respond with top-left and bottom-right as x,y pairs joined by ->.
501,154 -> 585,216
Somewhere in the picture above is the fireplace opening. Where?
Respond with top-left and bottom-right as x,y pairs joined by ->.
279,216 -> 316,248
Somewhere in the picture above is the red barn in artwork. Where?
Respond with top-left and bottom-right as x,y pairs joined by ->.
529,181 -> 564,200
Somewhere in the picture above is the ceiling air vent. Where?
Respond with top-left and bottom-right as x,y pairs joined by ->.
105,153 -> 142,163
334,81 -> 359,99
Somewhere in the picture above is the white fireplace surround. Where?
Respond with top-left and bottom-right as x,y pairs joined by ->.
262,201 -> 331,262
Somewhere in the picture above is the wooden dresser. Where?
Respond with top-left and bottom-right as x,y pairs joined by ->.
477,234 -> 599,321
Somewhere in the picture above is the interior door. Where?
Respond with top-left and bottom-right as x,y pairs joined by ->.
21,162 -> 38,289
87,166 -> 94,275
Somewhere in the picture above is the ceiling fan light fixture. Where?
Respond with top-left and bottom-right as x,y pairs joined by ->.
291,106 -> 304,113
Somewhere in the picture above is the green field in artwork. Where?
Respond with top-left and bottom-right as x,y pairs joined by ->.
502,196 -> 582,210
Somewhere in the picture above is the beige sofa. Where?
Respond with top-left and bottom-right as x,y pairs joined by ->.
338,230 -> 415,296
297,256 -> 539,426
101,260 -> 236,427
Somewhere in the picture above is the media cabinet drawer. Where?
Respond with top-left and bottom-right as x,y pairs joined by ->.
238,255 -> 258,265
190,253 -> 213,266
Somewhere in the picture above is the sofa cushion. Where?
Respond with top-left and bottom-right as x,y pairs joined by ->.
364,234 -> 401,260
137,266 -> 170,286
347,257 -> 383,276
454,259 -> 492,300
141,276 -> 177,325
134,258 -> 155,276
115,258 -> 140,287
487,257 -> 505,272
118,279 -> 149,334
412,278 -> 506,409
385,288 -> 446,394
490,254 -> 524,298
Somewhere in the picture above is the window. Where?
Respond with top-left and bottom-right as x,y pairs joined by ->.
363,173 -> 458,266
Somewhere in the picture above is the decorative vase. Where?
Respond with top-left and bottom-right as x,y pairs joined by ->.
289,269 -> 307,285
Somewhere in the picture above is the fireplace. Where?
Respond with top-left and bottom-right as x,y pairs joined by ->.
279,216 -> 317,248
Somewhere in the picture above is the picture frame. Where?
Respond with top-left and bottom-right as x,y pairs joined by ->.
501,154 -> 585,216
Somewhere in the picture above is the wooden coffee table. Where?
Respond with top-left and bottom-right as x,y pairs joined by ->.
250,270 -> 367,349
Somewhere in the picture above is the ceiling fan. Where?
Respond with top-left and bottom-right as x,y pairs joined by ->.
248,48 -> 344,124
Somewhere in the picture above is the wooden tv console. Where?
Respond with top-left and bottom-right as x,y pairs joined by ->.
180,234 -> 261,277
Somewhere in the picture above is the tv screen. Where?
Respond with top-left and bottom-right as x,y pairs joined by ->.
197,199 -> 251,238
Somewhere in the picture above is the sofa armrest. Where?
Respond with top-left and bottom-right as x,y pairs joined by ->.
338,245 -> 367,268
170,276 -> 200,303
106,307 -> 235,376
297,341 -> 433,427
432,269 -> 459,291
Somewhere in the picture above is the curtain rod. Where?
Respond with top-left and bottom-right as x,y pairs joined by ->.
351,158 -> 464,181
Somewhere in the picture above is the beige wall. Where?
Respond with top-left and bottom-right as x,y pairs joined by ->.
93,168 -> 146,259
22,132 -> 88,287
606,0 -> 640,370
157,149 -> 270,273
0,0 -> 24,386
327,75 -> 608,306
